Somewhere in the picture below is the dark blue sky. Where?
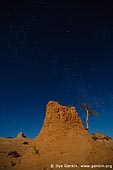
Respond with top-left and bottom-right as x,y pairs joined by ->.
0,1 -> 113,138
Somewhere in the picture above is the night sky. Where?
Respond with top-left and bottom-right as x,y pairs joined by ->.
0,1 -> 113,138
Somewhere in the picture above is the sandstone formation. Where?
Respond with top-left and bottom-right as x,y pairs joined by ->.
18,101 -> 113,170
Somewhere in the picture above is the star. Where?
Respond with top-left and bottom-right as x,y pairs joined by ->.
88,85 -> 92,89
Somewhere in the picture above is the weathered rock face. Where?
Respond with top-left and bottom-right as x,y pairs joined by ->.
18,101 -> 113,170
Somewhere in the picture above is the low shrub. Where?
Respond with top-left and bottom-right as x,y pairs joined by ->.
104,136 -> 110,140
11,161 -> 16,167
32,145 -> 39,155
66,105 -> 72,108
92,136 -> 98,141
8,151 -> 21,158
22,141 -> 28,145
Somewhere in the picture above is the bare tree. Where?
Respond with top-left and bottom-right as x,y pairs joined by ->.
80,102 -> 98,130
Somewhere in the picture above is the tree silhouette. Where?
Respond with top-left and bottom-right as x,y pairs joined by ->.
80,102 -> 98,130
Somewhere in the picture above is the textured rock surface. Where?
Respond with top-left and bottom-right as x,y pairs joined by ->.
17,101 -> 113,170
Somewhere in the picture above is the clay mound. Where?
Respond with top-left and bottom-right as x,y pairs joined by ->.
92,132 -> 112,140
16,132 -> 26,139
18,101 -> 113,170
91,132 -> 113,151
